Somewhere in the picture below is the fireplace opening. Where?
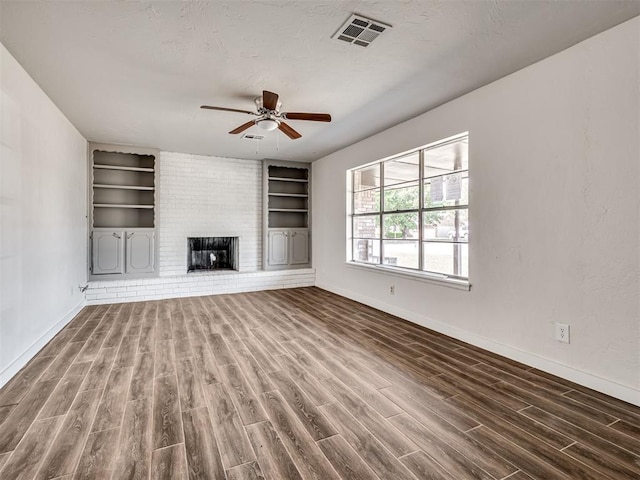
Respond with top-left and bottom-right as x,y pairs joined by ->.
188,237 -> 238,272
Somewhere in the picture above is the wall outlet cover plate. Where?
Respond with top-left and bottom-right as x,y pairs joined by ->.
555,323 -> 570,344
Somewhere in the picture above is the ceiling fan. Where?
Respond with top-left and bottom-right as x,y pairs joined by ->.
201,90 -> 331,140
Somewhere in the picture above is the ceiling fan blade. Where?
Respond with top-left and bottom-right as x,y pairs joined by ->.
278,121 -> 302,140
262,90 -> 279,110
201,105 -> 257,115
229,120 -> 256,135
283,112 -> 332,122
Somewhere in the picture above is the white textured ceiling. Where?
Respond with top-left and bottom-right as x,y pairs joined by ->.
1,1 -> 639,162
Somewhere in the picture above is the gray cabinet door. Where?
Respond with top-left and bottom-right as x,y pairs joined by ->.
126,231 -> 155,273
92,231 -> 125,275
289,230 -> 309,265
268,231 -> 288,266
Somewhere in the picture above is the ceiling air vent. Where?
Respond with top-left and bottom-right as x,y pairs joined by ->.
242,133 -> 265,141
332,14 -> 391,47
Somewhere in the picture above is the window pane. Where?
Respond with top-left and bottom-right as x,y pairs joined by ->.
423,208 -> 468,241
383,212 -> 418,239
424,173 -> 468,208
384,182 -> 419,212
384,153 -> 419,186
383,240 -> 419,269
422,242 -> 469,278
353,215 -> 380,239
354,189 -> 380,214
422,211 -> 448,239
424,138 -> 468,178
353,165 -> 380,191
352,239 -> 380,264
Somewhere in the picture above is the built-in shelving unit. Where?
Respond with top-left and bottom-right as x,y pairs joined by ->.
89,143 -> 159,279
267,165 -> 309,230
264,161 -> 311,269
91,148 -> 156,229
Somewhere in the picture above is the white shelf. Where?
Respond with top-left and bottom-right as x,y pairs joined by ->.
94,164 -> 154,172
268,208 -> 308,213
94,204 -> 154,209
268,176 -> 308,183
268,193 -> 308,198
94,184 -> 155,191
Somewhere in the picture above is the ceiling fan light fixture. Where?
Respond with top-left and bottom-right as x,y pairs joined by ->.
257,118 -> 279,131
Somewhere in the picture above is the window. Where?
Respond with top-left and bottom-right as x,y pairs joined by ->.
348,134 -> 469,283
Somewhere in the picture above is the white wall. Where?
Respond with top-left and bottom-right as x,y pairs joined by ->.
313,18 -> 640,405
0,44 -> 87,387
158,152 -> 262,275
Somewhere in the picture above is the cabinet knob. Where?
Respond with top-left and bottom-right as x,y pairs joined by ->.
292,232 -> 296,237
127,233 -> 135,239
112,233 -> 121,239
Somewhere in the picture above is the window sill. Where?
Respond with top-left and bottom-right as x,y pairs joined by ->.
345,261 -> 471,291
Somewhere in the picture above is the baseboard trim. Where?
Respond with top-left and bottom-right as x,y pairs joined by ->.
0,300 -> 86,389
316,282 -> 640,407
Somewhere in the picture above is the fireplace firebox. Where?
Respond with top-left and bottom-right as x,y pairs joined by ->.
187,237 -> 238,272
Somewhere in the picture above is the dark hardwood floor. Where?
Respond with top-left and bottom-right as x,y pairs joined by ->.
0,286 -> 638,479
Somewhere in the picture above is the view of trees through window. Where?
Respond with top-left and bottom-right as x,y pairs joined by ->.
349,134 -> 469,280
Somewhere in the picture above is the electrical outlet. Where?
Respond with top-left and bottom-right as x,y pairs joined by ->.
555,323 -> 570,344
390,285 -> 395,295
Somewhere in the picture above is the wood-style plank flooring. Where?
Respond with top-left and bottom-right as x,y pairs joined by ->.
0,287 -> 639,479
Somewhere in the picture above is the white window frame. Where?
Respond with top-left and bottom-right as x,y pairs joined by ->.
347,133 -> 470,289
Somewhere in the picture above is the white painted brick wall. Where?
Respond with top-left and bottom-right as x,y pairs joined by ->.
85,269 -> 316,304
159,151 -> 262,276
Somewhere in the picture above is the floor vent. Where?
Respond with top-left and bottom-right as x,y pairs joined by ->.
332,14 -> 391,47
242,133 -> 265,141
